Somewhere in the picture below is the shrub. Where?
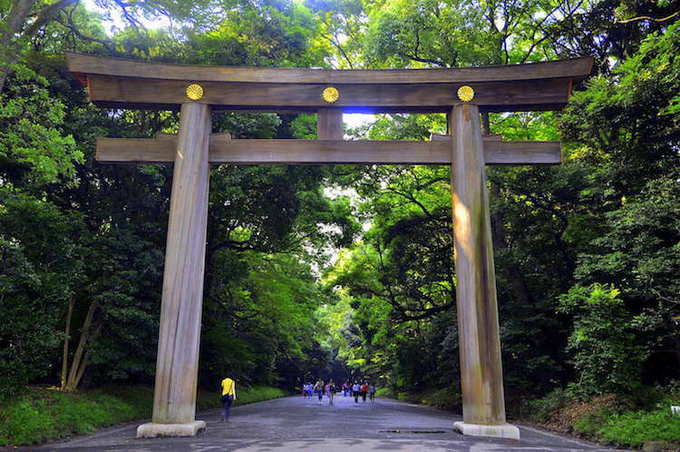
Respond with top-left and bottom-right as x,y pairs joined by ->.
375,387 -> 392,397
421,387 -> 461,411
598,408 -> 680,448
573,409 -> 612,438
558,285 -> 648,396
526,388 -> 570,423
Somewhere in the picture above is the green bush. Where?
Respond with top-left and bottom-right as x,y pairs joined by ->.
395,392 -> 413,402
378,387 -> 460,412
558,285 -> 648,396
573,410 -> 611,438
420,387 -> 461,411
526,388 -> 570,423
0,385 -> 287,446
598,408 -> 680,448
521,386 -> 680,449
375,387 -> 392,397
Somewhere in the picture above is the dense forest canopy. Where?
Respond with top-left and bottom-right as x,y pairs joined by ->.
0,0 -> 678,415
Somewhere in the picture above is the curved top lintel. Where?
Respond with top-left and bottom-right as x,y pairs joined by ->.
66,52 -> 593,85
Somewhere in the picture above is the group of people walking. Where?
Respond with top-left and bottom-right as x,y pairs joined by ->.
219,375 -> 378,423
302,380 -> 376,405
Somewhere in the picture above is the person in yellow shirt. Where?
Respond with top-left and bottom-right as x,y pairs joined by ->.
220,376 -> 236,422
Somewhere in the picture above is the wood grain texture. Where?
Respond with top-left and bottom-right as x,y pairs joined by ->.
450,103 -> 507,426
96,137 -> 561,165
152,103 -> 211,424
317,108 -> 344,140
85,76 -> 573,113
67,52 -> 593,84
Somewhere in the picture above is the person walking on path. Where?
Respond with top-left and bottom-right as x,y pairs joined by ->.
314,380 -> 324,402
368,383 -> 376,403
342,382 -> 349,397
326,380 -> 335,406
360,382 -> 369,402
352,382 -> 361,403
220,376 -> 237,422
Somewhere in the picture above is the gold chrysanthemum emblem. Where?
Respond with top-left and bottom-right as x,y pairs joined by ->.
457,85 -> 474,102
322,86 -> 340,104
186,83 -> 204,100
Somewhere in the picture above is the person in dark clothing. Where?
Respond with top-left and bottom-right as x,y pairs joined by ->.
314,380 -> 324,401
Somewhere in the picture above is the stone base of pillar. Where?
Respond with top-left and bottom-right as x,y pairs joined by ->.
136,421 -> 206,438
453,421 -> 520,440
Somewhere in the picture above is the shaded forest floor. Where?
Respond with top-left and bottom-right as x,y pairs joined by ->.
0,385 -> 287,447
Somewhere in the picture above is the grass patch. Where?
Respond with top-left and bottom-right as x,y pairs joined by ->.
0,385 -> 287,446
598,407 -> 680,448
229,386 -> 288,407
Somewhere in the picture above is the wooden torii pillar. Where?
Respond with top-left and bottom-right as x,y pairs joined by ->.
67,53 -> 592,440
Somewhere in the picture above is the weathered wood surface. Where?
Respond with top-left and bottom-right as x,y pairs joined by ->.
317,108 -> 344,140
450,103 -> 506,425
67,53 -> 593,85
84,75 -> 574,113
96,136 -> 561,165
152,102 -> 211,424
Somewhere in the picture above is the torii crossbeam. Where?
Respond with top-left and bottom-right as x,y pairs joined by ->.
67,53 -> 592,440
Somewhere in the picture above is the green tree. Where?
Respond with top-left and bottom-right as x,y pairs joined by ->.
0,63 -> 80,186
558,285 -> 648,395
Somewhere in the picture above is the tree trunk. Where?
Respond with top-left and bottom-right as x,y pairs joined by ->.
60,298 -> 75,390
63,301 -> 99,392
481,112 -> 491,135
71,323 -> 101,390
0,0 -> 79,93
0,0 -> 35,93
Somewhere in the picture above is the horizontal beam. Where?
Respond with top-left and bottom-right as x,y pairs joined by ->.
67,53 -> 593,113
67,53 -> 593,85
96,137 -> 561,165
85,76 -> 573,113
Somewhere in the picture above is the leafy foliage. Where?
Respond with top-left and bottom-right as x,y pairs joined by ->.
323,6 -> 679,408
0,64 -> 80,186
0,3 -> 678,450
598,407 -> 680,448
558,285 -> 648,395
0,186 -> 84,398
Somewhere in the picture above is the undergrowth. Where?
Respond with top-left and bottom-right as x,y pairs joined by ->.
0,385 -> 287,446
379,386 -> 461,411
523,385 -> 680,450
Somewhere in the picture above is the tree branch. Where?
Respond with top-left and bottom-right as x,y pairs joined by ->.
21,0 -> 79,39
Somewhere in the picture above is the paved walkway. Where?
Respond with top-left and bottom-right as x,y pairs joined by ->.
40,395 -> 621,451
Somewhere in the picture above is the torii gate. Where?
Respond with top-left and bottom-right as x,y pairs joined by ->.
66,53 -> 592,440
